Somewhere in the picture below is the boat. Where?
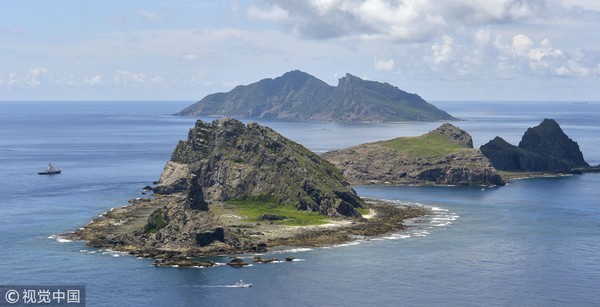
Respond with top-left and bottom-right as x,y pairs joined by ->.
38,163 -> 61,175
234,280 -> 252,288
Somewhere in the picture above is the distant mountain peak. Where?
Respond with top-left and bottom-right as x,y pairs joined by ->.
175,70 -> 456,122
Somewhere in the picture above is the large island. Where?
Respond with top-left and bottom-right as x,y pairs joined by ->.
175,70 -> 456,122
66,118 -> 428,267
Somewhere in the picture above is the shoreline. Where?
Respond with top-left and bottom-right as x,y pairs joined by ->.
63,195 -> 430,267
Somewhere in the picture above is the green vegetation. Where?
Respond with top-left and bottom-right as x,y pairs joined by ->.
143,208 -> 168,234
356,207 -> 370,216
228,195 -> 329,226
380,132 -> 466,158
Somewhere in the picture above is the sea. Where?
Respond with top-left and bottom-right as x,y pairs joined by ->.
1,101 -> 599,306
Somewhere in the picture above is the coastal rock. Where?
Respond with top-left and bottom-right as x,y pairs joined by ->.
175,70 -> 456,122
227,258 -> 249,268
322,124 -> 504,186
433,123 -> 473,148
481,119 -> 589,172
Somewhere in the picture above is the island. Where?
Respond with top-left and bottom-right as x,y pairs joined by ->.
65,118 -> 592,267
323,123 -> 505,186
65,118 -> 428,267
480,118 -> 591,177
175,70 -> 456,122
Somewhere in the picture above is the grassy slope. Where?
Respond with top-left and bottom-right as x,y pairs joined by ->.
227,196 -> 329,226
379,132 -> 467,158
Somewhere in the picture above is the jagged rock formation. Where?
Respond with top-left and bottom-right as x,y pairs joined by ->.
481,119 -> 589,172
322,124 -> 505,186
175,70 -> 456,122
156,118 -> 363,216
435,123 -> 474,148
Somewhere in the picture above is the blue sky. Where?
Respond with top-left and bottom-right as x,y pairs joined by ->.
1,0 -> 599,101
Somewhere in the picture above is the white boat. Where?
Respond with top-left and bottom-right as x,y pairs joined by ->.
38,162 -> 61,175
234,280 -> 252,288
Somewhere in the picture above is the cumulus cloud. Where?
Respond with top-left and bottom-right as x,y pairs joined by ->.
247,4 -> 290,21
255,0 -> 544,41
374,57 -> 395,71
432,35 -> 455,64
26,67 -> 48,88
84,75 -> 103,86
114,70 -> 146,85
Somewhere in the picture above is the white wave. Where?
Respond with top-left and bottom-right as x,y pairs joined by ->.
332,241 -> 361,248
273,247 -> 313,253
49,235 -> 74,243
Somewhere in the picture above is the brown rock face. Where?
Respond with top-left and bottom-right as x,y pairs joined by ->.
433,123 -> 474,148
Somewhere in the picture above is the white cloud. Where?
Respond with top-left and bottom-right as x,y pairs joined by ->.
180,53 -> 199,61
247,4 -> 290,21
114,70 -> 146,85
431,35 -> 455,64
84,75 -> 103,86
135,9 -> 165,23
511,34 -> 534,57
374,57 -> 395,71
26,67 -> 48,88
259,0 -> 544,41
8,72 -> 19,86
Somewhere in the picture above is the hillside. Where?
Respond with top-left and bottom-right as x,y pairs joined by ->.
322,123 -> 505,186
175,70 -> 456,122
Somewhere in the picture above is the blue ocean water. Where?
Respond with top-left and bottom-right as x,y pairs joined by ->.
1,101 -> 599,306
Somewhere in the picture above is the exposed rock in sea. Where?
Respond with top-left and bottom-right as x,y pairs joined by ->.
174,70 -> 456,122
481,119 -> 589,172
322,123 -> 504,186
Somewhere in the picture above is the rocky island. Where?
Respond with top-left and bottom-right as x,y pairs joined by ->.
67,118 -> 428,267
175,70 -> 456,122
323,123 -> 505,186
481,119 -> 590,175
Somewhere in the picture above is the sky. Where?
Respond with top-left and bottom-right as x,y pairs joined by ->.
1,0 -> 599,101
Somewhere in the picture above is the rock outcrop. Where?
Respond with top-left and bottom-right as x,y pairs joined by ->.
481,119 -> 589,172
175,70 -> 456,122
323,124 -> 505,186
157,118 -> 363,217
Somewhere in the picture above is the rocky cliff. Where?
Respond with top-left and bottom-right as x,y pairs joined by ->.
481,119 -> 589,172
156,117 -> 363,216
322,124 -> 505,186
175,70 -> 456,122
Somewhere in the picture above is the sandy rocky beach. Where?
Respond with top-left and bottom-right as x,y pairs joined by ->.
63,193 -> 429,267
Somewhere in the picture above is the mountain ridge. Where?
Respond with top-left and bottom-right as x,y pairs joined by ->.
175,70 -> 456,122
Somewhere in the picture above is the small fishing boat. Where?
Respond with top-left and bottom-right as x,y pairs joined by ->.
38,163 -> 61,175
234,280 -> 252,288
